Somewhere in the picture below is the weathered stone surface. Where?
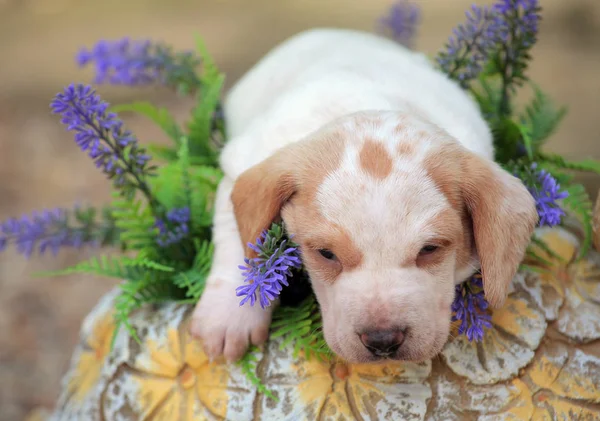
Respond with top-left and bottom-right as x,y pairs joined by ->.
441,290 -> 547,385
44,226 -> 600,420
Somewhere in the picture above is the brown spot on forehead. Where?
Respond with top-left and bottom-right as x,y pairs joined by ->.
359,139 -> 393,179
396,141 -> 415,156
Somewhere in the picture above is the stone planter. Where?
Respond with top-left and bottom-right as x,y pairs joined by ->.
41,226 -> 600,420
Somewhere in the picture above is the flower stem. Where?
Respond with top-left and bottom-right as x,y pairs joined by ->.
73,101 -> 159,210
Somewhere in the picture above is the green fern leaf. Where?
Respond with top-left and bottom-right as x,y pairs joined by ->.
524,245 -> 553,268
37,255 -> 139,279
519,263 -> 551,274
110,194 -> 157,251
37,253 -> 173,279
150,160 -> 221,231
271,296 -> 332,361
471,77 -> 502,121
519,84 -> 567,146
539,153 -> 600,176
177,137 -> 193,212
194,35 -> 220,81
111,276 -> 180,348
112,101 -> 183,145
186,37 -> 224,164
146,144 -> 178,163
173,240 -> 213,300
238,347 -> 277,401
122,253 -> 175,273
517,123 -> 534,160
562,183 -> 594,259
529,234 -> 566,264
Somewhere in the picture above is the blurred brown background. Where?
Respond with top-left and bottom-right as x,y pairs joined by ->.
0,0 -> 598,419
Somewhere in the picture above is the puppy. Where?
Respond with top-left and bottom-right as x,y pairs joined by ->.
190,29 -> 538,363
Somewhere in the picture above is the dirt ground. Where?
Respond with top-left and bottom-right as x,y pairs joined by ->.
0,0 -> 599,419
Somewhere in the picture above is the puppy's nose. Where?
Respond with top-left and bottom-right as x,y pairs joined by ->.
359,329 -> 405,357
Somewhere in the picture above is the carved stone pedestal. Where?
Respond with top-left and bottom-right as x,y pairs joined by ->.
42,227 -> 600,420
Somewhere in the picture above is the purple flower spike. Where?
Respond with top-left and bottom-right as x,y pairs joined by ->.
77,38 -> 201,89
451,275 -> 492,342
436,4 -> 503,87
0,208 -> 97,258
378,0 -> 421,48
154,207 -> 191,247
527,164 -> 568,227
237,230 -> 303,309
50,84 -> 154,192
436,0 -> 541,88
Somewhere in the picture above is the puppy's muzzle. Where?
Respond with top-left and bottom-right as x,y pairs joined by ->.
359,328 -> 405,357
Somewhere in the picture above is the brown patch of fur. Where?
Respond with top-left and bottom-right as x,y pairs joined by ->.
283,187 -> 364,283
230,159 -> 295,257
231,128 -> 346,258
422,142 -> 463,211
423,140 -> 537,308
359,139 -> 393,179
416,207 -> 464,270
422,142 -> 475,270
396,141 -> 415,156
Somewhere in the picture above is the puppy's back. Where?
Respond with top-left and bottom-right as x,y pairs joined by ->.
221,29 -> 493,178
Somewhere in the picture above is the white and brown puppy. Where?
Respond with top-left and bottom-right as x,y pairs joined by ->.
190,28 -> 538,363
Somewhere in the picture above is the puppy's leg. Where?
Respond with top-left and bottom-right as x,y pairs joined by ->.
190,176 -> 273,362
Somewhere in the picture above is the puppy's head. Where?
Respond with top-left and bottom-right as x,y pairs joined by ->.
231,112 -> 537,363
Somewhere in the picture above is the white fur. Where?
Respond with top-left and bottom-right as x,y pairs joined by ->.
191,29 -> 502,363
220,28 -> 493,179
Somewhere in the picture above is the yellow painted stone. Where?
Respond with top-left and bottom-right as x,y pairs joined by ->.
66,304 -> 115,402
48,226 -> 600,420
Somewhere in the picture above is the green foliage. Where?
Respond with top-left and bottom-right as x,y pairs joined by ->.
112,274 -> 183,347
539,153 -> 600,176
38,254 -> 172,278
519,85 -> 567,148
562,183 -> 594,259
271,296 -> 331,361
110,194 -> 157,251
173,240 -> 214,301
186,37 -> 226,165
149,139 -> 222,233
237,347 -> 277,401
522,234 -> 567,272
111,101 -> 183,146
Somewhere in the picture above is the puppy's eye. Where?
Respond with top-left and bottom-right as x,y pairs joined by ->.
318,249 -> 337,260
419,245 -> 439,255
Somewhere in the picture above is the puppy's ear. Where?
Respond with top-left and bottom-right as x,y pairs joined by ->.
231,152 -> 296,257
461,152 -> 538,308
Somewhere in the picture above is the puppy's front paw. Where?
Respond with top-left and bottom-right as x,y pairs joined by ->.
190,280 -> 273,362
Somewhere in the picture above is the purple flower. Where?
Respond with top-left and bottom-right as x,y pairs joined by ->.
50,84 -> 154,192
377,1 -> 420,48
437,4 -> 503,87
155,207 -> 191,247
77,38 -> 201,89
451,275 -> 492,342
236,231 -> 303,309
493,0 -> 540,46
0,207 -> 110,258
436,0 -> 540,88
527,164 -> 568,227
